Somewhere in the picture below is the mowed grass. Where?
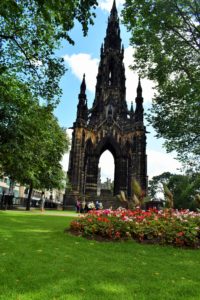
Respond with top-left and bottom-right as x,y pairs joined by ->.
0,212 -> 200,300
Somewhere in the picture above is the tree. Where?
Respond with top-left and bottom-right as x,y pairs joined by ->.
122,0 -> 200,167
0,73 -> 69,210
149,172 -> 200,209
0,1 -> 97,208
0,0 -> 98,105
148,172 -> 172,199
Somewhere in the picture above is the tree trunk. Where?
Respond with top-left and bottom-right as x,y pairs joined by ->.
26,184 -> 33,211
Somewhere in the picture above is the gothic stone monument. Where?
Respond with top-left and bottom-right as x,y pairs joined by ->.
66,1 -> 147,206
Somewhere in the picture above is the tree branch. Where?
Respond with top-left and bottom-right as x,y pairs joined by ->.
173,1 -> 200,50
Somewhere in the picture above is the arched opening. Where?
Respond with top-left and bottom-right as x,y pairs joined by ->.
98,150 -> 114,196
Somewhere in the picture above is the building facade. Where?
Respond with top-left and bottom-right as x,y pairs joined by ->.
0,175 -> 65,208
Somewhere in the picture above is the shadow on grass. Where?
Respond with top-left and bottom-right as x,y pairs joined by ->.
0,212 -> 200,300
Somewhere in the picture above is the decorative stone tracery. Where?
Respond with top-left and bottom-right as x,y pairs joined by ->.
67,0 -> 147,203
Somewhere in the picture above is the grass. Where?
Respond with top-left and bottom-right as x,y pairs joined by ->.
9,208 -> 77,215
0,211 -> 200,300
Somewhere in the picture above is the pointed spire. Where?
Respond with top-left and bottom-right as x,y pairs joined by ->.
135,77 -> 144,122
136,76 -> 142,99
80,73 -> 86,95
76,74 -> 88,123
129,101 -> 134,119
130,101 -> 134,113
104,0 -> 121,50
111,0 -> 117,16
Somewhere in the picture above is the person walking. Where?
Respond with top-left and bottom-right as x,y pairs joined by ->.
40,192 -> 45,212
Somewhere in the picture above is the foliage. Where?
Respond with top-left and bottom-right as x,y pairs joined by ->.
149,172 -> 200,209
70,208 -> 200,248
0,73 -> 69,209
195,194 -> 200,207
0,0 -> 97,207
117,179 -> 145,208
148,172 -> 172,199
163,184 -> 174,208
132,178 -> 145,206
168,174 -> 199,210
0,0 -> 98,105
122,0 -> 200,167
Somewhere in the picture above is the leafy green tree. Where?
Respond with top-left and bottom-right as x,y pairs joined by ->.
0,0 -> 97,105
148,172 -> 172,199
0,1 -> 97,208
122,0 -> 200,167
149,172 -> 200,209
0,74 -> 69,210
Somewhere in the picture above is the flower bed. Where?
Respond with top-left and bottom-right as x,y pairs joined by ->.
69,208 -> 200,248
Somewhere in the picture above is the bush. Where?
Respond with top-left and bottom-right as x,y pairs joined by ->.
70,208 -> 200,248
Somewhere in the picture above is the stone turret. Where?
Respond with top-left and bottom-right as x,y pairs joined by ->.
66,0 -> 148,208
76,74 -> 88,124
135,77 -> 144,122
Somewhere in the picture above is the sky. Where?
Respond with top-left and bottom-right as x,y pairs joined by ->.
54,0 -> 182,182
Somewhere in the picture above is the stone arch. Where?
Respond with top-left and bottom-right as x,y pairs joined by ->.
65,3 -> 147,207
98,149 -> 115,196
95,136 -> 121,158
93,136 -> 122,195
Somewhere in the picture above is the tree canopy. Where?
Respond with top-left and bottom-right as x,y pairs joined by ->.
149,172 -> 200,209
122,0 -> 200,168
0,0 -> 98,204
0,0 -> 97,105
0,73 -> 69,209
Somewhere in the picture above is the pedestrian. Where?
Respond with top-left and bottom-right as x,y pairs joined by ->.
84,202 -> 89,213
76,198 -> 80,213
40,192 -> 45,212
95,200 -> 100,210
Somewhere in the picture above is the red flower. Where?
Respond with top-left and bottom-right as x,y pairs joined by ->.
177,231 -> 184,237
115,231 -> 121,238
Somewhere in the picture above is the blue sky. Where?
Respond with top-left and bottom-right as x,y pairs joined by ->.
54,0 -> 181,181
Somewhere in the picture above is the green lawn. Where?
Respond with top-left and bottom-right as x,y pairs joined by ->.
0,211 -> 200,300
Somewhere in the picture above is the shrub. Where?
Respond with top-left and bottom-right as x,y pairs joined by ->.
69,208 -> 200,248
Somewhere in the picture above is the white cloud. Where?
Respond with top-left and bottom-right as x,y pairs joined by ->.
64,47 -> 154,105
63,53 -> 99,93
61,153 -> 69,172
60,129 -> 73,172
147,149 -> 182,179
99,0 -> 125,12
124,47 -> 155,104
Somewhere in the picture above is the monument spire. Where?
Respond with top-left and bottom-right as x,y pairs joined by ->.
89,0 -> 126,125
76,74 -> 88,122
66,4 -> 147,207
111,0 -> 117,16
104,0 -> 121,50
135,77 -> 144,122
80,73 -> 86,95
